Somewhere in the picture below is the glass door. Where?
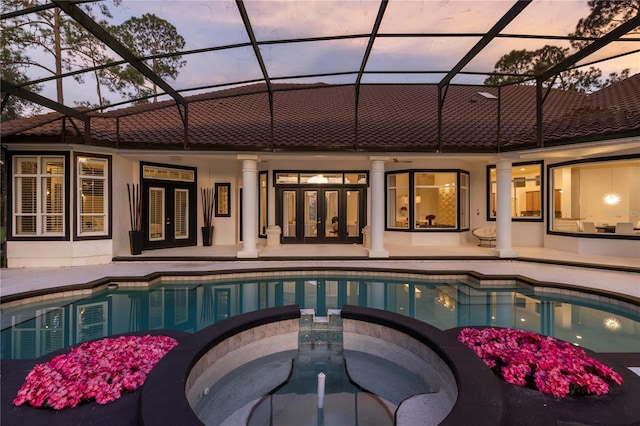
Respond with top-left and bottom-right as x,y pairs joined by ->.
141,163 -> 197,250
324,190 -> 339,240
345,189 -> 363,240
281,190 -> 297,241
278,187 -> 365,243
143,182 -> 196,249
304,190 -> 318,240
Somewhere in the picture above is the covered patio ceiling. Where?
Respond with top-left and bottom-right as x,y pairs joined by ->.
1,0 -> 639,152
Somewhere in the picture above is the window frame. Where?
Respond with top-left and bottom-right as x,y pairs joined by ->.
272,170 -> 369,186
385,169 -> 470,232
215,182 -> 231,217
74,153 -> 112,240
547,155 -> 639,239
486,161 -> 543,222
8,151 -> 70,241
386,171 -> 410,230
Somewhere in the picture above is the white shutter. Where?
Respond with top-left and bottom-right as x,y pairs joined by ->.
174,189 -> 188,239
149,187 -> 165,240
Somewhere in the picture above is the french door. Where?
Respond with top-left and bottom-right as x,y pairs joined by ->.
143,182 -> 196,249
278,187 -> 365,244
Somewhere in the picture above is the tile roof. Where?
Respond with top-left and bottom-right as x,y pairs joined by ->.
3,75 -> 639,153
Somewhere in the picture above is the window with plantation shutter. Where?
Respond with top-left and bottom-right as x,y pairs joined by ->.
174,189 -> 188,239
174,287 -> 188,324
76,302 -> 107,343
13,156 -> 65,236
11,308 -> 65,358
77,156 -> 108,236
41,308 -> 65,354
149,290 -> 165,329
149,187 -> 165,241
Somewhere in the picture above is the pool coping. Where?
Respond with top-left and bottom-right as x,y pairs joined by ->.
2,265 -> 638,311
108,255 -> 640,276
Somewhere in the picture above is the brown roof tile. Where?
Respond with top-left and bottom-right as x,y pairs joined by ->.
504,74 -> 640,147
358,85 -> 437,150
3,75 -> 639,152
500,86 -> 586,148
273,86 -> 355,149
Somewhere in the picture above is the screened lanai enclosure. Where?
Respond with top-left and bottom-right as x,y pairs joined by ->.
2,0 -> 639,149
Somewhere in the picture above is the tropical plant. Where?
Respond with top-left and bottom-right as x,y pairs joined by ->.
126,183 -> 142,232
201,187 -> 215,228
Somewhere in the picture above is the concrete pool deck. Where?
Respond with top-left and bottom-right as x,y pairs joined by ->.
1,244 -> 639,300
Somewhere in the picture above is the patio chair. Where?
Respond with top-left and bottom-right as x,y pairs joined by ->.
472,226 -> 496,247
615,222 -> 634,234
330,216 -> 339,235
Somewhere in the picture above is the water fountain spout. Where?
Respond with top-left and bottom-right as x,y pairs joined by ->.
317,372 -> 326,408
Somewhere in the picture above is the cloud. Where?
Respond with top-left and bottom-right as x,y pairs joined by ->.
13,0 -> 639,109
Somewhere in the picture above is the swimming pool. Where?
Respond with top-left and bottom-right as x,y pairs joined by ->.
2,271 -> 639,359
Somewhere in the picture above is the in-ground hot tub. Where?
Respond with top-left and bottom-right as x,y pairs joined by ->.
140,305 -> 503,426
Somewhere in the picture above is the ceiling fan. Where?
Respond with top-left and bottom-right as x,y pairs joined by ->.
392,157 -> 412,163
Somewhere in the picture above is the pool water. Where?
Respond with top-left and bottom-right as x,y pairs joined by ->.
196,310 -> 431,426
2,274 -> 639,359
197,345 -> 399,426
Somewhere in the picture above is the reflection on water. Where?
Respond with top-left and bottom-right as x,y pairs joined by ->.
2,275 -> 639,359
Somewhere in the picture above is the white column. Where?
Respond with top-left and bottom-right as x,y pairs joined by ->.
268,167 -> 276,227
369,158 -> 389,258
494,159 -> 519,258
265,165 -> 282,247
495,292 -> 513,327
242,283 -> 259,313
371,282 -> 385,309
238,156 -> 259,258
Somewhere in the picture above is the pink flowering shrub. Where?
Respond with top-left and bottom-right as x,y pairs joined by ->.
458,328 -> 623,398
14,334 -> 178,410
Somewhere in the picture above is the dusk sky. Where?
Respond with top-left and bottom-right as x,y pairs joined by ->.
19,0 -> 640,110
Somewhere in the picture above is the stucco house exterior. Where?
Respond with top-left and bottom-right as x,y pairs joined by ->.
2,75 -> 639,268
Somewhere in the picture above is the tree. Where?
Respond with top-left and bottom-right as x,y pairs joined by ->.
571,0 -> 640,49
483,45 -> 613,92
1,1 -> 122,108
114,14 -> 186,103
485,1 -> 636,92
1,21 -> 42,120
65,7 -> 124,109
